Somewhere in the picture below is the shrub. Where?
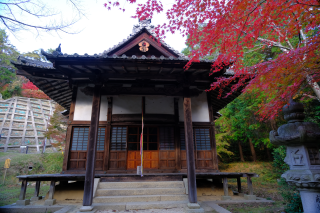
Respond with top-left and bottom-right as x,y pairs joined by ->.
278,178 -> 303,213
272,145 -> 289,175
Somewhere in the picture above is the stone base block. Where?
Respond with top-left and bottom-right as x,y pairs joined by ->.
185,208 -> 205,213
77,211 -> 96,213
244,194 -> 256,200
221,196 -> 232,200
30,196 -> 42,201
79,206 -> 96,212
187,203 -> 201,209
44,199 -> 56,206
16,199 -> 30,206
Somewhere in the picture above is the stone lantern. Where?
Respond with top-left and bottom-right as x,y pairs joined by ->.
270,100 -> 320,213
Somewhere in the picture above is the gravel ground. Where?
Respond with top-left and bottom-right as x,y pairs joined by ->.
96,208 -> 186,213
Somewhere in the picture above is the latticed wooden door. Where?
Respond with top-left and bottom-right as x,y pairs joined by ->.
127,126 -> 159,170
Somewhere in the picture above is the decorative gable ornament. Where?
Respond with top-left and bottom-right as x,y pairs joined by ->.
139,41 -> 150,52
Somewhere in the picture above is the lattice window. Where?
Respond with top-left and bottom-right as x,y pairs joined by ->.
71,127 -> 89,151
97,128 -> 105,151
159,127 -> 174,150
180,128 -> 195,150
195,128 -> 211,150
111,127 -> 127,151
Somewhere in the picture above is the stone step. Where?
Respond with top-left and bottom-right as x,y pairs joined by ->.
92,201 -> 188,211
98,181 -> 184,189
96,187 -> 186,196
126,200 -> 188,210
93,195 -> 188,203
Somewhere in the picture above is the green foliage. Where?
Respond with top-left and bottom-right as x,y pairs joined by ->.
272,146 -> 289,175
301,98 -> 320,127
1,79 -> 22,99
215,133 -> 234,158
0,67 -> 15,88
216,90 -> 271,147
273,148 -> 302,212
278,178 -> 303,213
0,29 -> 19,69
44,105 -> 68,150
22,48 -> 54,62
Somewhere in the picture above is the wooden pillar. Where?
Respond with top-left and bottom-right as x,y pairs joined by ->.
104,97 -> 112,171
237,177 -> 242,193
34,181 -> 40,197
48,181 -> 56,199
62,86 -> 77,171
223,177 -> 228,196
83,85 -> 101,207
183,96 -> 197,203
174,98 -> 181,170
207,92 -> 219,170
247,176 -> 253,195
19,179 -> 28,200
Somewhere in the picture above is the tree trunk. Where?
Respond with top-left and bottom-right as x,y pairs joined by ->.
238,141 -> 245,162
307,75 -> 320,101
249,138 -> 257,162
266,147 -> 272,161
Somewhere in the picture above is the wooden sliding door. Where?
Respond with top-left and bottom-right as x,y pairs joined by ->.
68,127 -> 106,170
127,126 -> 159,170
109,126 -> 127,170
180,127 -> 213,169
194,128 -> 213,169
159,127 -> 175,169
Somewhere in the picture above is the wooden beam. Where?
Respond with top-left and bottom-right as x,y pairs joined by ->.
104,97 -> 112,171
83,85 -> 102,207
108,66 -> 119,73
223,177 -> 228,196
247,176 -> 253,195
122,66 -> 128,73
158,67 -> 163,74
183,96 -> 197,203
80,86 -> 202,97
48,181 -> 56,199
142,96 -> 145,115
69,65 -> 87,73
68,86 -> 78,123
237,177 -> 242,193
62,125 -> 73,171
96,66 -> 107,73
33,181 -> 41,198
207,93 -> 219,170
19,179 -> 28,200
174,98 -> 181,171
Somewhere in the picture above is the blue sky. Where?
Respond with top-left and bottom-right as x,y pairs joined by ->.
2,0 -> 186,55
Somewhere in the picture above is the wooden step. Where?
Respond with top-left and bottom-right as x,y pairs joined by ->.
96,187 -> 186,196
93,195 -> 188,203
100,175 -> 183,182
98,181 -> 184,189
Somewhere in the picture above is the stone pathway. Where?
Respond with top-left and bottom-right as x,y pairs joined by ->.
96,208 -> 185,213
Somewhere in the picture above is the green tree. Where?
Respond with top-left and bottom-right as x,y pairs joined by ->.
216,90 -> 284,162
44,105 -> 68,151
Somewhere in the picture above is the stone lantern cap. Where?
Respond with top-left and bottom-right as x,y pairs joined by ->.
270,99 -> 320,146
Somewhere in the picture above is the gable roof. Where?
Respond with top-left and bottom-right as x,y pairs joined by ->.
100,20 -> 187,59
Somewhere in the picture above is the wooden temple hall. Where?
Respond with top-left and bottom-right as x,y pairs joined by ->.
11,19 -> 258,211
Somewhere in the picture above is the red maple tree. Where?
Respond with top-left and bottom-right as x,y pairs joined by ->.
105,0 -> 320,119
21,80 -> 50,100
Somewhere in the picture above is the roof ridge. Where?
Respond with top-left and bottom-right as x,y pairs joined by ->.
100,26 -> 188,59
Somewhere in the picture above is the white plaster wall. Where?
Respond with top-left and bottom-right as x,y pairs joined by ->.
112,95 -> 142,114
73,87 -> 108,121
145,96 -> 174,114
99,96 -> 108,121
178,92 -> 210,122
